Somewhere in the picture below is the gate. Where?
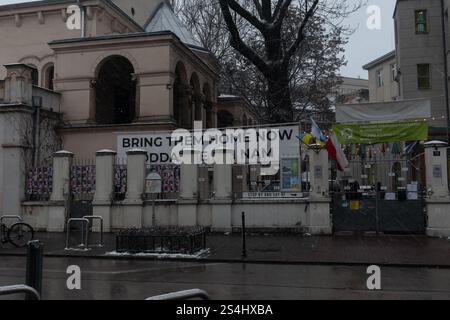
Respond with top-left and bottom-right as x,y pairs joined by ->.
69,161 -> 95,220
332,191 -> 426,234
331,154 -> 427,234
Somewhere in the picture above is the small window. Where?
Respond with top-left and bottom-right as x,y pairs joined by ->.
376,69 -> 384,87
417,64 -> 430,89
31,68 -> 39,86
391,63 -> 397,82
415,10 -> 428,34
131,7 -> 135,16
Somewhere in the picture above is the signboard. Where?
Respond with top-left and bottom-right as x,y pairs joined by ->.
332,121 -> 428,144
118,125 -> 300,164
281,158 -> 300,191
242,192 -> 303,199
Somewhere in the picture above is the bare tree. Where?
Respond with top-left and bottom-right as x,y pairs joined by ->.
173,0 -> 360,123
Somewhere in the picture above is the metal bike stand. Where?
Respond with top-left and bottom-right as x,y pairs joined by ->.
0,285 -> 40,300
145,289 -> 211,301
65,218 -> 90,251
0,215 -> 23,225
83,216 -> 104,247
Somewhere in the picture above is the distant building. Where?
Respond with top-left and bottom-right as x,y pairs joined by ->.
363,51 -> 400,102
216,95 -> 258,128
335,76 -> 369,104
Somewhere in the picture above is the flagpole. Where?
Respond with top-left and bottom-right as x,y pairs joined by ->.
299,118 -> 303,193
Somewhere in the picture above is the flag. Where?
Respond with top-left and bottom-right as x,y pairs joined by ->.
311,118 -> 326,144
326,132 -> 349,171
297,133 -> 314,146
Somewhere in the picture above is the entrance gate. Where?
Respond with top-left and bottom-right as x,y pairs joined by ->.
331,156 -> 427,234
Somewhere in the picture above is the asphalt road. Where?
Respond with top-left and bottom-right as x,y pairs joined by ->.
1,256 -> 450,300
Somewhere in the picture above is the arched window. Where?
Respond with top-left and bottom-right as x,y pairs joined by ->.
95,56 -> 136,125
173,62 -> 189,128
29,66 -> 39,86
217,110 -> 234,128
190,73 -> 201,123
42,63 -> 55,90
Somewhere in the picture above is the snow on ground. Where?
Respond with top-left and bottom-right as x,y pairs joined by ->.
105,249 -> 210,259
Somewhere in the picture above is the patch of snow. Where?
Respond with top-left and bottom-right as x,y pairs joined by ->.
105,249 -> 210,259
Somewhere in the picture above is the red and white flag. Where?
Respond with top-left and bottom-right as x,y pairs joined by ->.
326,132 -> 349,171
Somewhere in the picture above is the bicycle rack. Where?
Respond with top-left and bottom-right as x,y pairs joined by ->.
65,218 -> 90,251
0,215 -> 23,226
83,216 -> 104,248
0,285 -> 40,300
146,289 -> 211,301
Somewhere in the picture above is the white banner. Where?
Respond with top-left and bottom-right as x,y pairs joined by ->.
117,125 -> 300,164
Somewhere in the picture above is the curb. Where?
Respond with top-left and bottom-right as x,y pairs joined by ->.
2,251 -> 450,269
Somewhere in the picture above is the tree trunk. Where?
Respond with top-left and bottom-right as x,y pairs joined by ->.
266,66 -> 293,123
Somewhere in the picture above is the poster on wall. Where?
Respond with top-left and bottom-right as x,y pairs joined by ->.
281,158 -> 300,191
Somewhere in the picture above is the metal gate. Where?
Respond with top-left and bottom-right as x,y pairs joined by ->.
332,191 -> 426,234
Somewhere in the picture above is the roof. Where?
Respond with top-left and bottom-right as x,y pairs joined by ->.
144,1 -> 203,48
363,50 -> 396,70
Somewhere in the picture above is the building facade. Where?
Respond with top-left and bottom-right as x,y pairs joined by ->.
394,0 -> 448,137
363,51 -> 400,102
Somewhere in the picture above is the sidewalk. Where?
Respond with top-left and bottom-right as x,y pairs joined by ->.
1,232 -> 450,267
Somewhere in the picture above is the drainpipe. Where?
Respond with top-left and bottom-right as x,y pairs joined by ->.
441,0 -> 450,143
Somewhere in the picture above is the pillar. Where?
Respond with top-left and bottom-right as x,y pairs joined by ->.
3,64 -> 34,105
306,145 -> 331,235
424,141 -> 450,237
123,149 -> 146,228
93,149 -> 116,232
211,148 -> 233,232
48,150 -> 73,232
178,148 -> 200,226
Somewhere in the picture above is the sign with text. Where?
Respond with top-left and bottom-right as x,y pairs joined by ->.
333,121 -> 428,144
117,125 -> 300,164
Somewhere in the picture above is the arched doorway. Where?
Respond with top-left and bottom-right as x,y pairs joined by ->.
95,56 -> 136,125
217,110 -> 234,128
173,62 -> 190,128
190,73 -> 202,124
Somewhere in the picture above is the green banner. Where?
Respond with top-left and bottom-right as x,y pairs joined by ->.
333,121 -> 428,144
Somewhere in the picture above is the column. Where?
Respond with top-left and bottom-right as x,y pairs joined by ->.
93,149 -> 116,232
3,64 -> 33,105
48,150 -> 73,232
306,145 -> 332,235
178,148 -> 200,226
424,141 -> 450,237
211,148 -> 233,232
123,149 -> 146,228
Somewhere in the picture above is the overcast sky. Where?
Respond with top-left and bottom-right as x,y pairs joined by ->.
0,0 -> 396,79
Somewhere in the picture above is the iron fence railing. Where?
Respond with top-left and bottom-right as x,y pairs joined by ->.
116,227 -> 207,254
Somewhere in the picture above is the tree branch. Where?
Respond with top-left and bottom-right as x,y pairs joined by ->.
285,0 -> 319,63
252,0 -> 264,18
227,0 -> 266,31
273,0 -> 293,26
219,0 -> 270,74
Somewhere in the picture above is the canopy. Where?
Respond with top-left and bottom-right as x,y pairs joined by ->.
336,99 -> 431,123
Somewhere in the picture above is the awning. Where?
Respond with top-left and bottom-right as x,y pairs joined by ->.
336,99 -> 431,123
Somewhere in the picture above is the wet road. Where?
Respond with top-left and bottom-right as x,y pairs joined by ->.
1,257 -> 450,300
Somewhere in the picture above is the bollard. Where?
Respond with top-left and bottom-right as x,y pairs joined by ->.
26,240 -> 43,300
242,212 -> 247,259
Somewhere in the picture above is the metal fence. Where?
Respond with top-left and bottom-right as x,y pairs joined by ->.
71,159 -> 96,201
25,166 -> 53,201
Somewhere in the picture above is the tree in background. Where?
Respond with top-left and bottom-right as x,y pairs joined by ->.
171,0 -> 360,124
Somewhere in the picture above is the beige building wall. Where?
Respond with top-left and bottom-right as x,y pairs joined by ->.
0,0 -> 142,81
364,52 -> 400,102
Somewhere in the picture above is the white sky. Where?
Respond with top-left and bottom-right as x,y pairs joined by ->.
0,0 -> 397,79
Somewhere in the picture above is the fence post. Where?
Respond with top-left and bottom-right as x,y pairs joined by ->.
178,148 -> 200,227
48,150 -> 73,232
306,145 -> 332,235
26,240 -> 43,300
424,141 -> 450,238
241,212 -> 247,259
93,150 -> 116,233
123,149 -> 146,229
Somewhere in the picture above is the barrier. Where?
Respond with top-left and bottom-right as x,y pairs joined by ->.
65,218 -> 89,251
0,215 -> 23,225
0,285 -> 40,300
146,289 -> 210,301
83,215 -> 104,247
